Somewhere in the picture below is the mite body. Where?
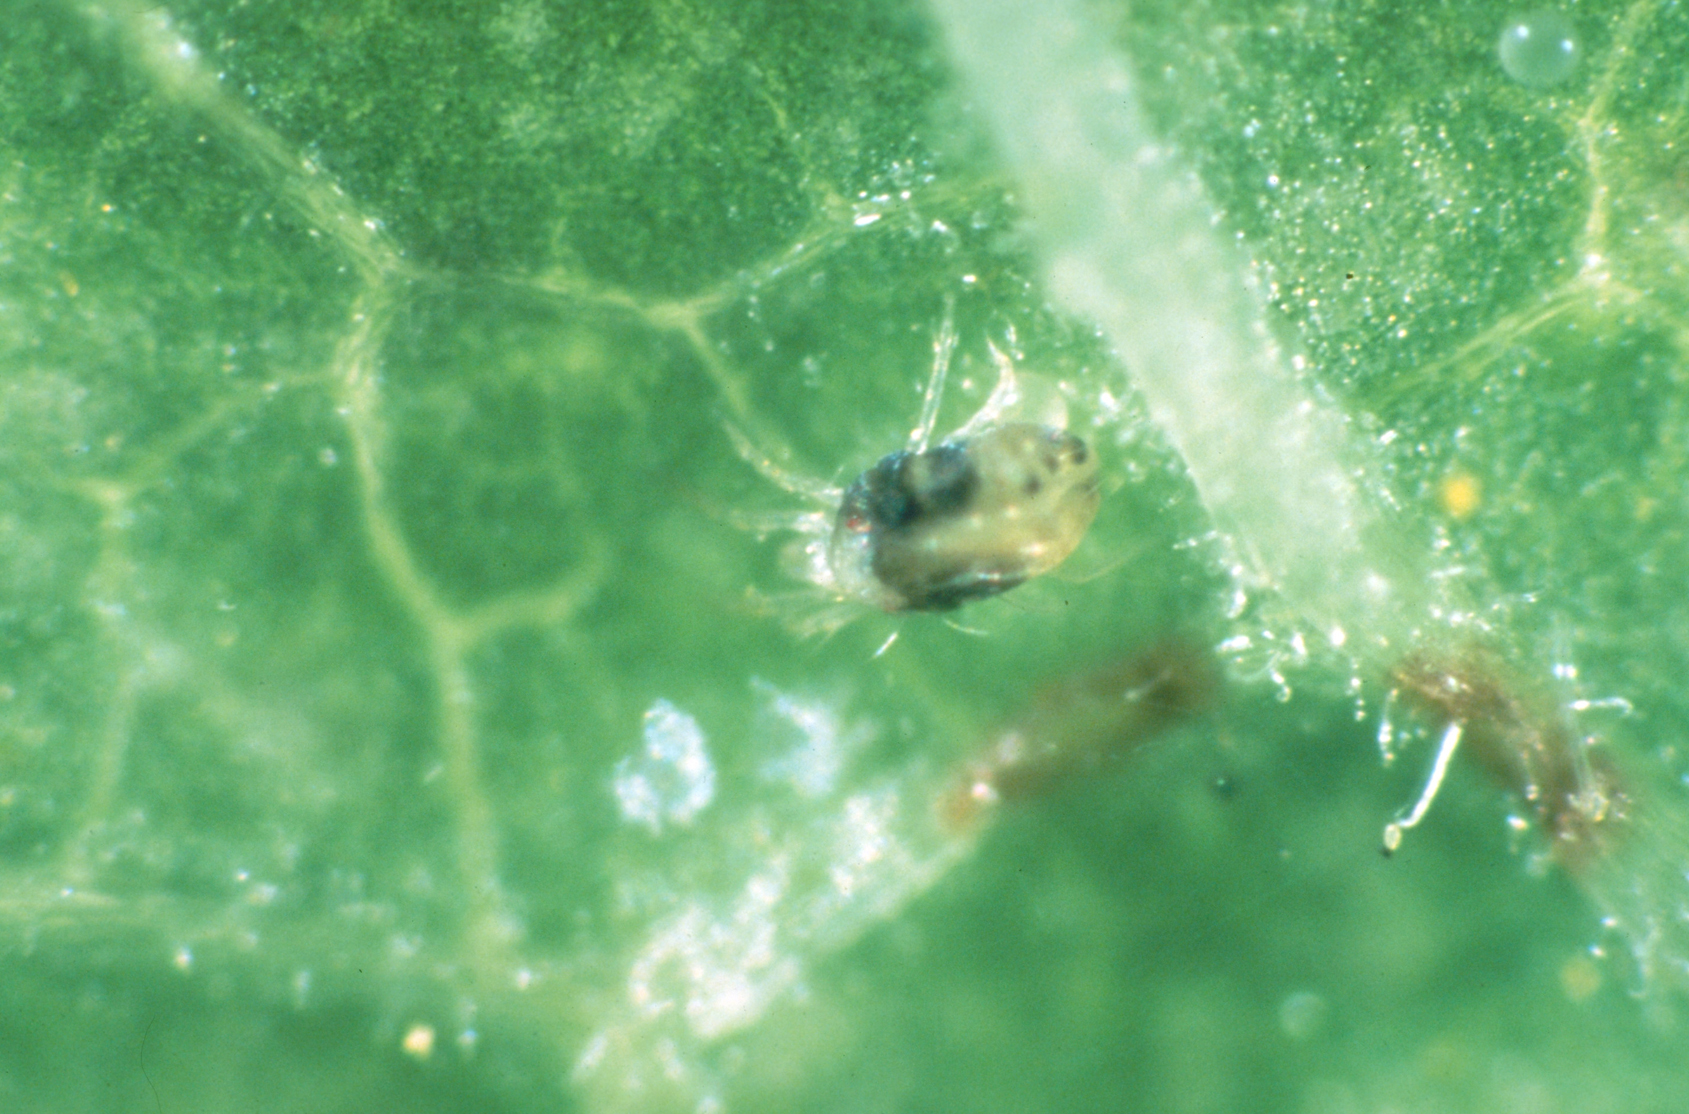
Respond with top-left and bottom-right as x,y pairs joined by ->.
732,306 -> 1102,630
833,423 -> 1099,611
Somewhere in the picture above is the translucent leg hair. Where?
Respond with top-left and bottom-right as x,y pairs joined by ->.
1381,721 -> 1463,856
909,294 -> 957,453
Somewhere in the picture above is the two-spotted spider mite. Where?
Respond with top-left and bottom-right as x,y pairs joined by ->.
730,303 -> 1103,636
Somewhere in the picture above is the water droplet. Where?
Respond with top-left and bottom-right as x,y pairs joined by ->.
1498,11 -> 1579,89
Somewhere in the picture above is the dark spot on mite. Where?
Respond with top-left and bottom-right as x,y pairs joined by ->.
900,568 -> 1027,611
851,456 -> 912,531
1024,476 -> 1043,497
857,442 -> 978,535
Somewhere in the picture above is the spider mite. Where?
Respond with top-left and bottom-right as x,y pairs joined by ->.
730,301 -> 1103,635
937,638 -> 1220,832
1381,645 -> 1627,870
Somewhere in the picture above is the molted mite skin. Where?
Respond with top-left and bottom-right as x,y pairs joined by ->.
1388,648 -> 1627,870
935,638 -> 1219,832
833,423 -> 1101,611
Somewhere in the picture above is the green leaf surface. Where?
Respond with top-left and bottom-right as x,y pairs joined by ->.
3,0 -> 1688,1110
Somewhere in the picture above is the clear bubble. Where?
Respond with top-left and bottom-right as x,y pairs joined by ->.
1498,11 -> 1580,89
